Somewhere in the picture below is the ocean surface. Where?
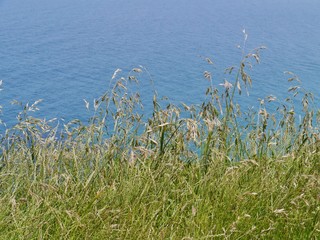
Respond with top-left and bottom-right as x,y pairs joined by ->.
1,0 -> 320,128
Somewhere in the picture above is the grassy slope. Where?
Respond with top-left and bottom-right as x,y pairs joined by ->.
0,146 -> 319,239
1,44 -> 320,239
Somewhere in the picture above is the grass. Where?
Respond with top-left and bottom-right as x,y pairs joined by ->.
0,36 -> 320,239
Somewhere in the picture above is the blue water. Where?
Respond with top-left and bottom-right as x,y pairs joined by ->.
1,0 -> 320,128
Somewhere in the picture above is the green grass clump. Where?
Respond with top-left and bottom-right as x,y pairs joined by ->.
1,152 -> 319,239
0,38 -> 320,239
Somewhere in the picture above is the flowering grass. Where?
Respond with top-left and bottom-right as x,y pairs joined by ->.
0,37 -> 319,239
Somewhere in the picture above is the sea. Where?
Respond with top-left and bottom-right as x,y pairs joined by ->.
1,0 -> 320,128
